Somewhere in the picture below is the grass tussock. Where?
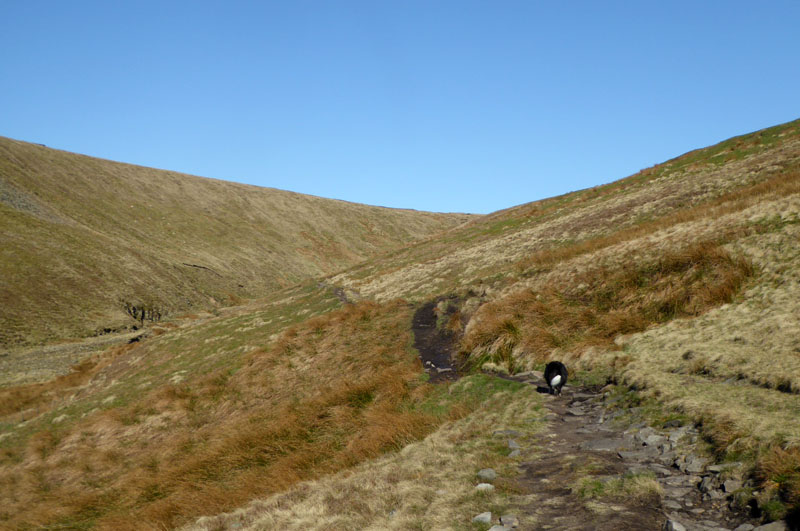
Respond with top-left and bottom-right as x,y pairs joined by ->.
0,300 -> 462,530
462,240 -> 754,371
757,446 -> 800,516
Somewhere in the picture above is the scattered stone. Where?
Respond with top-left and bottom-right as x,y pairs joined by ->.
664,419 -> 684,428
52,414 -> 68,424
472,512 -> 492,524
664,500 -> 682,510
644,434 -> 667,447
679,455 -> 710,474
636,427 -> 657,442
664,487 -> 693,498
509,449 -> 521,458
618,448 -> 660,460
475,483 -> 495,492
663,517 -> 687,531
752,522 -> 787,530
508,439 -> 520,450
567,407 -> 586,416
488,526 -> 512,531
723,479 -> 743,493
669,427 -> 690,443
733,525 -> 755,531
500,514 -> 519,527
708,462 -> 743,473
477,468 -> 497,482
700,476 -> 716,493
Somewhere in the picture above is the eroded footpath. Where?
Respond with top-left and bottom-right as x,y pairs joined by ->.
501,375 -> 770,531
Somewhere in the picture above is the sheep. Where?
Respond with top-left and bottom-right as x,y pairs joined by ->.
544,361 -> 568,396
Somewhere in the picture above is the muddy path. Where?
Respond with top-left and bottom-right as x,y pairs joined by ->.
508,377 -> 764,531
411,299 -> 459,383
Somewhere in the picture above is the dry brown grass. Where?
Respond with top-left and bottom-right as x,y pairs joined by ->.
0,343 -> 135,419
461,240 -> 754,372
183,375 -> 544,531
514,169 -> 800,278
0,300 -> 459,529
0,135 -> 471,348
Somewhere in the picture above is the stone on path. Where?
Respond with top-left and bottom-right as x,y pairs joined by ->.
472,512 -> 492,524
723,479 -> 743,492
500,514 -> 519,527
488,526 -> 512,531
477,468 -> 497,482
663,518 -> 687,531
752,522 -> 788,530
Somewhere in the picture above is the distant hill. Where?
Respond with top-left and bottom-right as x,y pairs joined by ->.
0,137 -> 472,347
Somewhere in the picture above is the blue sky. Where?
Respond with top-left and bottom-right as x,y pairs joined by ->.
2,1 -> 799,214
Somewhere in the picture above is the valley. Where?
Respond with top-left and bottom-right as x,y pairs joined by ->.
1,119 -> 799,529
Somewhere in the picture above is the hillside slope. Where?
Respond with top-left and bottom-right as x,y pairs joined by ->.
1,118 -> 798,529
0,137 -> 472,347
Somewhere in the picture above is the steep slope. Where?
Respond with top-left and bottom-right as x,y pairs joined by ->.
1,118 -> 799,529
0,137 -> 472,347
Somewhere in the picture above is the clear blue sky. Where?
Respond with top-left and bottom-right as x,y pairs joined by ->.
2,1 -> 798,214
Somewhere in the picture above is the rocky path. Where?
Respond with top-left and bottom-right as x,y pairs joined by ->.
409,301 -> 780,530
493,376 -> 772,531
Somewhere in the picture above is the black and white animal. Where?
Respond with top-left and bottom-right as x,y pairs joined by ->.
544,361 -> 568,396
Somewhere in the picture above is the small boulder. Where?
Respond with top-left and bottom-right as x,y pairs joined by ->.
663,518 -> 687,531
475,483 -> 495,492
752,522 -> 788,530
472,512 -> 492,524
500,514 -> 519,527
723,479 -> 743,493
477,468 -> 497,482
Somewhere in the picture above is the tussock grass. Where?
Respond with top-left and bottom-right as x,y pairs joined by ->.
0,300 -> 463,529
461,240 -> 754,372
183,375 -> 544,531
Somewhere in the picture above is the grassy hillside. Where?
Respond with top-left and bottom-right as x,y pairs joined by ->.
0,137 -> 471,347
1,118 -> 799,529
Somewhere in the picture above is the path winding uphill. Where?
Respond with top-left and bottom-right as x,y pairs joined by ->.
485,374 -> 771,531
410,304 -> 776,530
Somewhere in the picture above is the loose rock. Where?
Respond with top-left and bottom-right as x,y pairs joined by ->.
472,512 -> 492,524
477,468 -> 497,482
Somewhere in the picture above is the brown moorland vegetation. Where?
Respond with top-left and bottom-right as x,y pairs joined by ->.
1,299 -> 477,529
1,118 -> 799,529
